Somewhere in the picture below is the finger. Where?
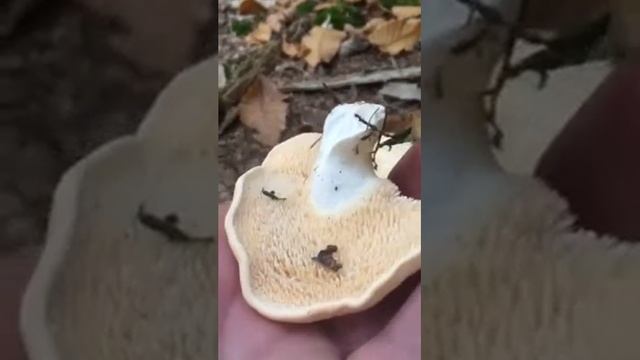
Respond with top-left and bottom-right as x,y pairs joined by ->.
319,273 -> 420,356
536,60 -> 640,240
347,285 -> 421,360
217,202 -> 240,327
388,144 -> 421,199
221,297 -> 340,360
318,144 -> 422,354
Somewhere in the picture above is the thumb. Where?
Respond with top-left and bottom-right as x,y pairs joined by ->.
388,144 -> 421,199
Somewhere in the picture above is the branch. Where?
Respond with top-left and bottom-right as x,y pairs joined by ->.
279,66 -> 421,92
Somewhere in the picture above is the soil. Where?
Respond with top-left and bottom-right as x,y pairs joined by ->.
0,1 -> 214,252
217,0 -> 421,202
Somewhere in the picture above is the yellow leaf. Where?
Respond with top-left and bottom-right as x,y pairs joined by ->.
238,76 -> 289,146
282,40 -> 302,57
246,22 -> 272,45
362,17 -> 385,34
266,12 -> 285,32
391,6 -> 421,20
367,18 -> 420,55
301,26 -> 347,68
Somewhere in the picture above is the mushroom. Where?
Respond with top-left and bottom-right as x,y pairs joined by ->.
373,136 -> 412,179
225,102 -> 420,323
423,0 -> 640,358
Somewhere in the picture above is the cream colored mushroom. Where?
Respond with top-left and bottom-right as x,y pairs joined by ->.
423,1 -> 640,358
225,102 -> 420,323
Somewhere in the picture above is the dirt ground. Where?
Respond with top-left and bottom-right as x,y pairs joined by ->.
0,1 -> 214,252
217,0 -> 421,202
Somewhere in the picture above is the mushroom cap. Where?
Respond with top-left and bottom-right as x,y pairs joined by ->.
225,122 -> 420,323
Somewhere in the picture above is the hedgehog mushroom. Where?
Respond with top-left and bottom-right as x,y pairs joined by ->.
423,0 -> 640,358
225,102 -> 420,323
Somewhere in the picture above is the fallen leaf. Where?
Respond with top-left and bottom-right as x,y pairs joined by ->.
301,26 -> 347,67
246,22 -> 273,44
384,112 -> 412,134
266,12 -> 286,32
378,81 -> 421,101
367,18 -> 420,55
362,17 -> 385,33
239,76 -> 289,146
282,40 -> 303,57
391,6 -> 421,20
382,110 -> 420,140
256,0 -> 277,7
238,0 -> 266,14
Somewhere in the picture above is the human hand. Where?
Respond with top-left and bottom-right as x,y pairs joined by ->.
218,145 -> 421,360
536,59 -> 640,240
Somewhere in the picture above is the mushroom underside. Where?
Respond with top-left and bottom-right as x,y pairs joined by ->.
227,132 -> 420,320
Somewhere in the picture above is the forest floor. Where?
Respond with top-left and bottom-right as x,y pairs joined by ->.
217,0 -> 422,201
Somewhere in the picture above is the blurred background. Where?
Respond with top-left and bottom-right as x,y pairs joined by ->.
0,0 -> 214,253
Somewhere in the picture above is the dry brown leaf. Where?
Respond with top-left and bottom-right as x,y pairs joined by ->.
282,40 -> 303,57
266,12 -> 286,32
384,113 -> 412,134
384,110 -> 420,139
238,76 -> 289,146
362,17 -> 385,34
367,18 -> 420,55
301,26 -> 347,67
246,22 -> 273,44
239,0 -> 266,14
391,6 -> 421,19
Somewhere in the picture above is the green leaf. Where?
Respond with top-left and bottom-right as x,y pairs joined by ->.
231,19 -> 254,36
314,1 -> 365,30
296,0 -> 317,15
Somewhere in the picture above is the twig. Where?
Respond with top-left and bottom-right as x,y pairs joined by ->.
322,82 -> 344,104
137,205 -> 214,243
280,66 -> 421,92
219,106 -> 239,135
219,41 -> 280,112
218,14 -> 311,133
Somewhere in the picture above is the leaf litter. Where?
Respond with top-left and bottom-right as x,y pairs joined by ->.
218,0 -> 421,201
